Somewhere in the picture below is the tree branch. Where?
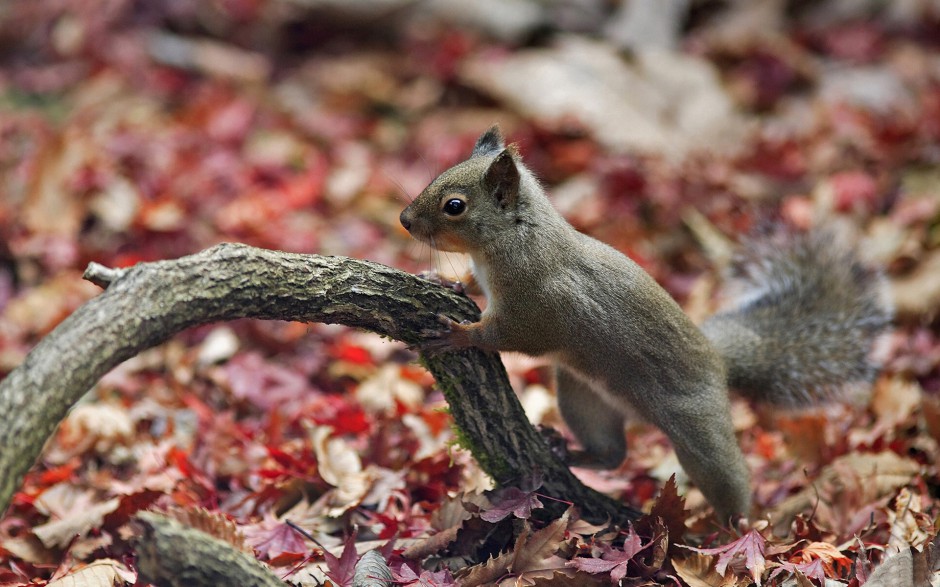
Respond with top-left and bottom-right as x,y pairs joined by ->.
0,243 -> 639,525
135,511 -> 286,586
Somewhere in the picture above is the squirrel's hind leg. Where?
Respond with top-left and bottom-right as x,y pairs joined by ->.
555,366 -> 627,469
653,388 -> 752,524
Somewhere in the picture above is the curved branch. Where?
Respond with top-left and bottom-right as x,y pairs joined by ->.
0,243 -> 639,523
135,512 -> 285,586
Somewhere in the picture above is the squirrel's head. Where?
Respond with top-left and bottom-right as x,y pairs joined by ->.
400,125 -> 521,253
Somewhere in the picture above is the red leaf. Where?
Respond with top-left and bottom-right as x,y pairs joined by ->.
480,487 -> 543,522
243,516 -> 309,560
830,170 -> 879,213
322,533 -> 359,587
687,529 -> 767,585
38,463 -> 78,486
769,558 -> 827,583
394,564 -> 458,587
333,342 -> 373,366
567,525 -> 651,583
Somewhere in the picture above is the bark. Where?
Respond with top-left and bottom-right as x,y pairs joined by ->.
0,243 -> 640,526
135,511 -> 285,586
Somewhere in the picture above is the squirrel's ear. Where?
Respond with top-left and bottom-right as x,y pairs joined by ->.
472,125 -> 505,157
484,149 -> 519,210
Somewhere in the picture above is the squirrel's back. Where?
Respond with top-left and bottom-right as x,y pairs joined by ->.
700,229 -> 893,407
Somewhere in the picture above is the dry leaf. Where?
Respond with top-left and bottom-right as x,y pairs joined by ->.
459,36 -> 747,158
870,377 -> 922,425
309,425 -> 376,516
770,451 -> 920,529
50,402 -> 135,463
355,364 -> 423,414
47,558 -> 136,587
673,553 -> 748,587
891,249 -> 940,318
865,547 -> 916,587
165,506 -> 253,554
33,497 -> 121,548
887,488 -> 932,551
0,534 -> 57,565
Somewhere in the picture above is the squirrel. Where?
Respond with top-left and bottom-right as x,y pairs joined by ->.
399,126 -> 893,523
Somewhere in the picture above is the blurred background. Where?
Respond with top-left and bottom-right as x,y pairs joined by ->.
1,1 -> 940,582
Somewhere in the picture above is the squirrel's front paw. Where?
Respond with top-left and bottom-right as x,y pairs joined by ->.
418,271 -> 466,294
418,314 -> 474,353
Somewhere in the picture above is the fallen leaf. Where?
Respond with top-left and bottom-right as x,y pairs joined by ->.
47,558 -> 136,587
687,529 -> 767,586
673,553 -> 747,587
48,402 -> 135,464
770,451 -> 920,529
309,425 -> 376,516
33,497 -> 121,549
165,506 -> 253,554
567,525 -> 652,583
242,514 -> 308,560
480,486 -> 543,522
459,36 -> 748,158
511,510 -> 570,575
865,547 -> 915,587
887,488 -> 932,551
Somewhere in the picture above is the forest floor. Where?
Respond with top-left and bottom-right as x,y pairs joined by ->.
1,1 -> 940,585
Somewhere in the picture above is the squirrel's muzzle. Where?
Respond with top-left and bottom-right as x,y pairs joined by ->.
399,208 -> 412,231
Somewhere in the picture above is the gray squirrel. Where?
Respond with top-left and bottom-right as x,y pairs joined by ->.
399,126 -> 893,523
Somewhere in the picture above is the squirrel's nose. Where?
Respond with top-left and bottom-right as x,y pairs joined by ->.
400,209 -> 412,231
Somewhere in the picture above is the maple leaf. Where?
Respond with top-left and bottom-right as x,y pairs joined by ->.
854,538 -> 873,584
686,529 -> 767,586
638,474 -> 687,545
459,510 -> 571,587
769,557 -> 827,583
794,541 -> 851,576
480,486 -> 543,522
321,533 -> 359,587
567,525 -> 652,583
510,510 -> 570,574
394,564 -> 458,587
243,514 -> 308,560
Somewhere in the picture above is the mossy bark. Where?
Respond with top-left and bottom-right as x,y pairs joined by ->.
0,244 -> 639,527
135,512 -> 285,587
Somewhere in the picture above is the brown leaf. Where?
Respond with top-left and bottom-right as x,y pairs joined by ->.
639,474 -> 687,544
47,558 -> 136,587
0,534 -> 56,565
310,425 -> 376,516
510,510 -> 570,575
401,525 -> 461,561
770,451 -> 920,530
459,511 -> 571,587
887,488 -> 932,551
165,506 -> 253,555
458,551 -> 516,587
870,377 -> 922,425
502,568 -> 604,586
673,553 -> 747,587
48,402 -> 135,464
865,548 -> 915,587
33,497 -> 121,549
891,249 -> 940,318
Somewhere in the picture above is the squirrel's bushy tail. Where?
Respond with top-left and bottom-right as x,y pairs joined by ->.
701,229 -> 893,407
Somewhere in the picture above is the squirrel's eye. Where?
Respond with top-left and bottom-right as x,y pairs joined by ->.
442,198 -> 466,216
